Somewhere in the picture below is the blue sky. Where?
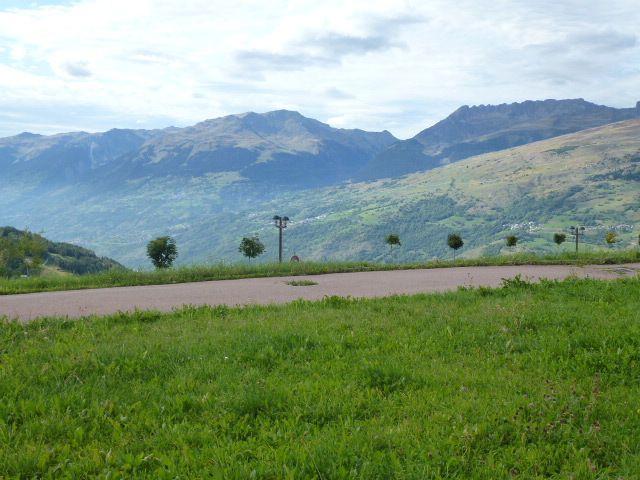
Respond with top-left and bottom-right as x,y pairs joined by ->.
0,0 -> 638,139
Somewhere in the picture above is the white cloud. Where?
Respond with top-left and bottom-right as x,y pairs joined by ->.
61,60 -> 92,77
0,0 -> 638,138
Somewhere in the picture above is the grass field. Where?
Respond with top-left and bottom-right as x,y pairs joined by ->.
1,250 -> 638,295
1,277 -> 639,478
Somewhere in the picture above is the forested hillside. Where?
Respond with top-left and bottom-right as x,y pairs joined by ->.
0,227 -> 124,276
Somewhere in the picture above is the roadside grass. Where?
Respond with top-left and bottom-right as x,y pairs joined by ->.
1,249 -> 638,295
286,279 -> 319,286
1,278 -> 640,478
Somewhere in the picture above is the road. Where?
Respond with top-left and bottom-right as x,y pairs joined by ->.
1,263 -> 638,322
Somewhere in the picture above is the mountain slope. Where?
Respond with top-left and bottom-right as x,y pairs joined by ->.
105,110 -> 397,188
0,128 -> 163,184
0,226 -> 124,275
361,99 -> 640,180
1,110 -> 397,189
1,119 -> 638,266
281,119 -> 640,261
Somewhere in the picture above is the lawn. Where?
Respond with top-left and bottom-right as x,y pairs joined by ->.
1,277 -> 639,478
1,249 -> 638,295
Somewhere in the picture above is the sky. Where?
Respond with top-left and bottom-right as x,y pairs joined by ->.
0,0 -> 638,139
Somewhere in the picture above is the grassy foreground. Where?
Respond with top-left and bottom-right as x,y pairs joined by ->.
1,249 -> 638,295
1,277 -> 640,478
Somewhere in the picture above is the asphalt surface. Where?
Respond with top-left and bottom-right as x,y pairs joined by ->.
1,263 -> 638,322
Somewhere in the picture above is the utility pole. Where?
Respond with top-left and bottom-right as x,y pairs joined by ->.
569,226 -> 586,253
273,215 -> 290,263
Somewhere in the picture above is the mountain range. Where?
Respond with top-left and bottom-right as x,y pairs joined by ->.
361,99 -> 640,179
0,98 -> 638,266
1,110 -> 397,189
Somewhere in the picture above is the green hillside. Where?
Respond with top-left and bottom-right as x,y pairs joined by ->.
276,119 -> 640,262
0,227 -> 124,276
0,120 -> 638,266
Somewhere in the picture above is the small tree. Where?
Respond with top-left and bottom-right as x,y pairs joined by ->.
385,234 -> 401,253
147,236 -> 177,269
447,233 -> 464,261
239,236 -> 265,260
553,233 -> 566,247
604,231 -> 618,247
506,235 -> 518,249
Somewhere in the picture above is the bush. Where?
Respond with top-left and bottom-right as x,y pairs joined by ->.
605,231 -> 618,246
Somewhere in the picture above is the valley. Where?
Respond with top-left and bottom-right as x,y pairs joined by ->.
1,100 -> 639,266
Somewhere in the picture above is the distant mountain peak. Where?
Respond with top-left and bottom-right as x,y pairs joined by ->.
447,98 -> 603,120
233,109 -> 304,120
431,98 -> 638,131
261,109 -> 304,118
196,109 -> 311,130
360,98 -> 640,181
238,109 -> 312,126
14,132 -> 43,139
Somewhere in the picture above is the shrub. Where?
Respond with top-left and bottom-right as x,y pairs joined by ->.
605,231 -> 618,246
501,274 -> 533,289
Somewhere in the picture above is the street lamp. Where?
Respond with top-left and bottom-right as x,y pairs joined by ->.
569,226 -> 586,254
273,215 -> 290,263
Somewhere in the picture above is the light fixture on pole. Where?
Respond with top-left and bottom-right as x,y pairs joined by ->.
569,226 -> 585,253
273,215 -> 290,263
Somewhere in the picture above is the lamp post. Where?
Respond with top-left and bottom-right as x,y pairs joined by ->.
569,226 -> 586,254
273,215 -> 289,263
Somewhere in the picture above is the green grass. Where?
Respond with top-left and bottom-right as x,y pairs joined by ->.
1,277 -> 640,478
286,279 -> 319,286
1,250 -> 639,295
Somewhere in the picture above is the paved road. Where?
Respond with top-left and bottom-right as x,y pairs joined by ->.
1,264 -> 639,322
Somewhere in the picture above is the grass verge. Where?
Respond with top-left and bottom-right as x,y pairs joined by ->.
286,279 -> 319,286
1,249 -> 638,295
1,277 -> 639,477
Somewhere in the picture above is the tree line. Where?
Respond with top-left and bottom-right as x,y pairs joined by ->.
382,229 -> 639,260
147,227 -> 640,268
144,228 -> 640,269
